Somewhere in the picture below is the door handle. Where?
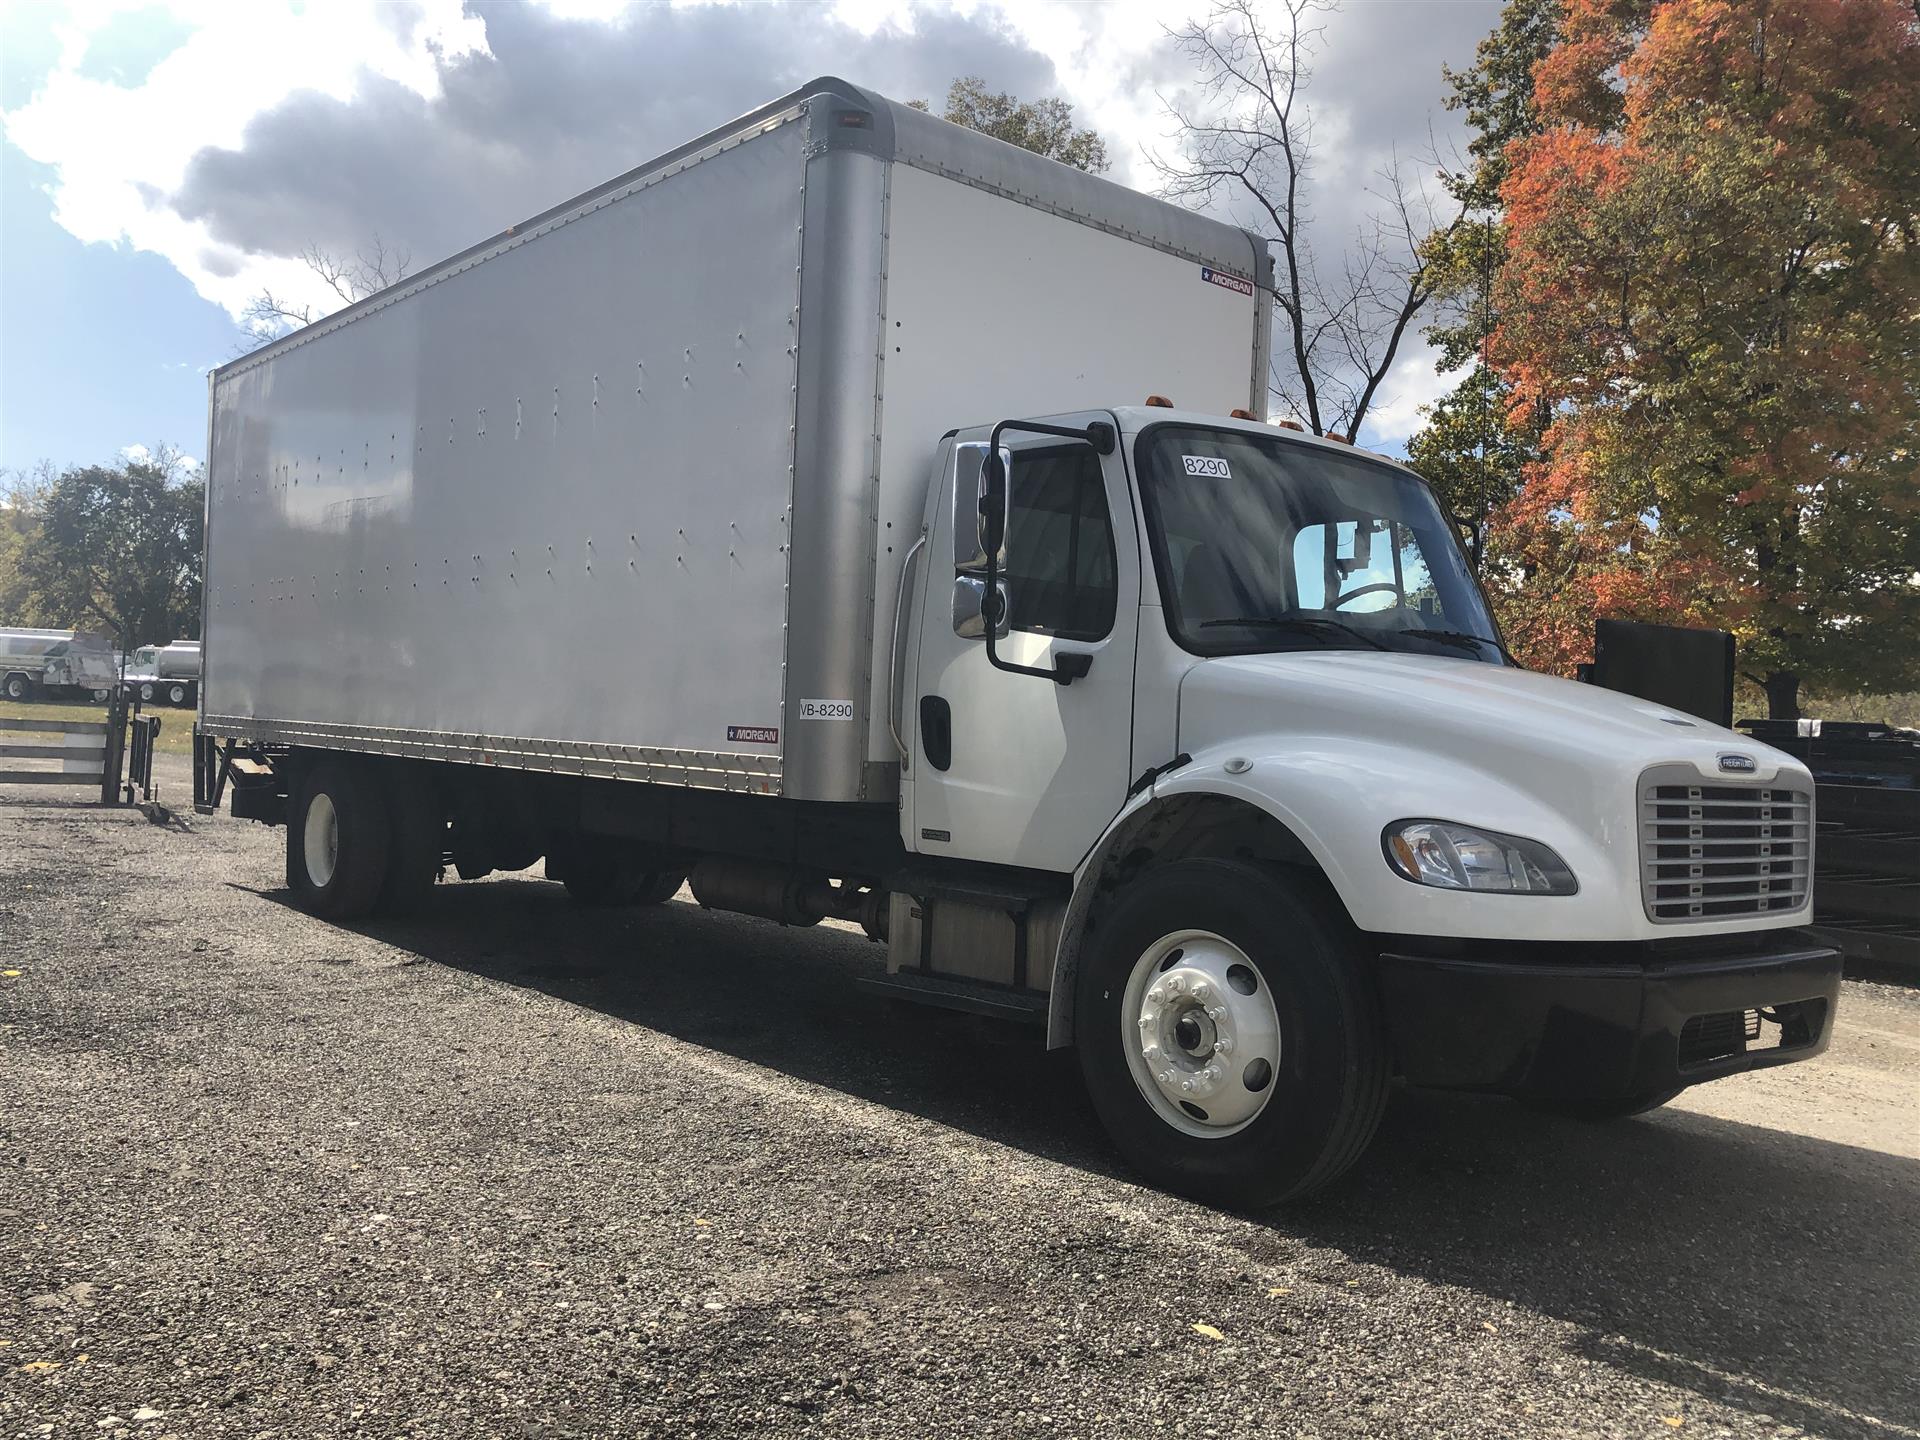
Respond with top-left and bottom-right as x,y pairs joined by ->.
919,695 -> 952,772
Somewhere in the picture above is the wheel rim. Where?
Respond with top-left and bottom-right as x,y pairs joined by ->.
1121,929 -> 1282,1139
169,685 -> 185,703
303,791 -> 340,888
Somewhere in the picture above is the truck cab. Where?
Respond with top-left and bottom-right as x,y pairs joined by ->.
888,404 -> 1838,1203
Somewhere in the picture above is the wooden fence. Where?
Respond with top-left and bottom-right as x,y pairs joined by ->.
0,714 -> 118,802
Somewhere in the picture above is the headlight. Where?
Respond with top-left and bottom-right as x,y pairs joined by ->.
1383,820 -> 1577,895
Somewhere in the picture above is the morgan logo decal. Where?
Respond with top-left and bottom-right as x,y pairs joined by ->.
1201,265 -> 1254,296
1718,753 -> 1757,773
727,725 -> 779,745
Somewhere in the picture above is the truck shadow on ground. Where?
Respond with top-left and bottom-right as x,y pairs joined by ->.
301,875 -> 1916,1438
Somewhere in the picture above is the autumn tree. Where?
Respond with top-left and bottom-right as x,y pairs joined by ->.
1407,0 -> 1562,545
1156,0 -> 1463,440
1493,0 -> 1920,716
911,77 -> 1110,173
13,449 -> 205,649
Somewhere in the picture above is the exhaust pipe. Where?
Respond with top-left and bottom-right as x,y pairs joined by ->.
688,859 -> 887,940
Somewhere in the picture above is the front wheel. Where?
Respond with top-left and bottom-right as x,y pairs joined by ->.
1075,858 -> 1388,1208
3,672 -> 31,701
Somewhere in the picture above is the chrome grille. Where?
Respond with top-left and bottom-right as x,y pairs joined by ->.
1638,772 -> 1812,923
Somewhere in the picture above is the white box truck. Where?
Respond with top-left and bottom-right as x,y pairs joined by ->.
195,79 -> 1840,1204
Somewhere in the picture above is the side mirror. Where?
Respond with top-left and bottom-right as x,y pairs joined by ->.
953,442 -> 1012,571
952,574 -> 1010,639
979,450 -> 1008,561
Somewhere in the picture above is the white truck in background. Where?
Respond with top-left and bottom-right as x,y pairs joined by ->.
125,639 -> 202,707
194,78 -> 1840,1205
1,627 -> 117,701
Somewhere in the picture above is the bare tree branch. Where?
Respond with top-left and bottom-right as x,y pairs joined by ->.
1154,0 -> 1464,440
234,234 -> 414,355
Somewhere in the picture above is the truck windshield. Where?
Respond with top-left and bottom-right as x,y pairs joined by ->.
1137,425 -> 1504,663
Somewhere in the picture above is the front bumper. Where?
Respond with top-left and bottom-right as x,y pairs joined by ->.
1375,930 -> 1841,1098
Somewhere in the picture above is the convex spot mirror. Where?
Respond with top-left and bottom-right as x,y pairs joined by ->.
953,441 -> 1014,572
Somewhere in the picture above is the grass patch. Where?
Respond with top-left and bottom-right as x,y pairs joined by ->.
0,696 -> 196,755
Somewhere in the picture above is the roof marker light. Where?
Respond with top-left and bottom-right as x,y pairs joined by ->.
1229,408 -> 1260,420
1145,395 -> 1174,408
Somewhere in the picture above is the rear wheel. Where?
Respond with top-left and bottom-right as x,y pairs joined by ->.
166,682 -> 188,706
1075,858 -> 1388,1208
287,760 -> 391,920
376,765 -> 444,915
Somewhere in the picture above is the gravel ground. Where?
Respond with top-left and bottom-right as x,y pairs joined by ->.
3,757 -> 1916,1440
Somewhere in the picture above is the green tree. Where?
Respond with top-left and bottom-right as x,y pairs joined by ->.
911,76 -> 1110,173
0,464 -> 55,626
15,449 -> 205,651
1497,0 -> 1920,717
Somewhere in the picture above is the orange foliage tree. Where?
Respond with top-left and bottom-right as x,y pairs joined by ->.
1485,0 -> 1920,716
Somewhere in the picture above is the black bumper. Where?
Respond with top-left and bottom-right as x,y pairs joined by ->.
1375,931 -> 1841,1099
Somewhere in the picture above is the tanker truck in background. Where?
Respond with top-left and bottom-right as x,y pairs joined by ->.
1,627 -> 118,701
191,79 -> 1840,1205
125,640 -> 202,707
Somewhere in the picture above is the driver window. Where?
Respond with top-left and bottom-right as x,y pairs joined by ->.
1003,448 -> 1117,642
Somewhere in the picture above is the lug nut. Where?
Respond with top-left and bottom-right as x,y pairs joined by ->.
1192,981 -> 1212,1002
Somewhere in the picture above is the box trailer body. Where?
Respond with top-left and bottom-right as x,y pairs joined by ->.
199,79 -> 1840,1207
201,84 -> 1267,803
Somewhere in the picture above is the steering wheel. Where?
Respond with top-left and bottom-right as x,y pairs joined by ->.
1331,583 -> 1399,610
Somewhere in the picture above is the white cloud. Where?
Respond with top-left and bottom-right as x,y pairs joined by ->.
3,0 -> 488,317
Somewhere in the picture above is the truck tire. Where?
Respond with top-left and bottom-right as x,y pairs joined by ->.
1074,858 -> 1388,1208
139,682 -> 155,702
1523,1088 -> 1683,1121
287,760 -> 391,920
166,682 -> 189,706
3,672 -> 32,701
377,766 -> 444,915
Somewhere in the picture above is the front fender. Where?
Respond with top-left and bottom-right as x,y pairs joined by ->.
1158,736 -> 1649,943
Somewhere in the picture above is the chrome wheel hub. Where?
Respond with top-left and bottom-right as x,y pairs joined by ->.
1123,930 -> 1281,1137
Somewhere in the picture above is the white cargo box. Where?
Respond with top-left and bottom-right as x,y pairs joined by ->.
202,78 -> 1272,803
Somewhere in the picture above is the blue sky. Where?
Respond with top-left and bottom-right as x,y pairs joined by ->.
1,0 -> 1496,477
2,2 -> 233,470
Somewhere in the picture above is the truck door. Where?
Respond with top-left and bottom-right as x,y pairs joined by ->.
906,416 -> 1140,873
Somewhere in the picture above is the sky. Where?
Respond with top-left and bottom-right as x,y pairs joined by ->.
0,0 -> 1502,474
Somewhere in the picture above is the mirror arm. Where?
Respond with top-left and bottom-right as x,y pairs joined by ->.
980,418 -> 1114,687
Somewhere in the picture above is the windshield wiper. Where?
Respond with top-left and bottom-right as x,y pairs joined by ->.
1396,627 -> 1518,665
1199,615 -> 1390,651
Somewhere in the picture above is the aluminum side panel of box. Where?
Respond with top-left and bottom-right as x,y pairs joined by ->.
202,118 -> 806,791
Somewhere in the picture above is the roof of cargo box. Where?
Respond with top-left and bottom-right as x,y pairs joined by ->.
217,76 -> 1273,382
